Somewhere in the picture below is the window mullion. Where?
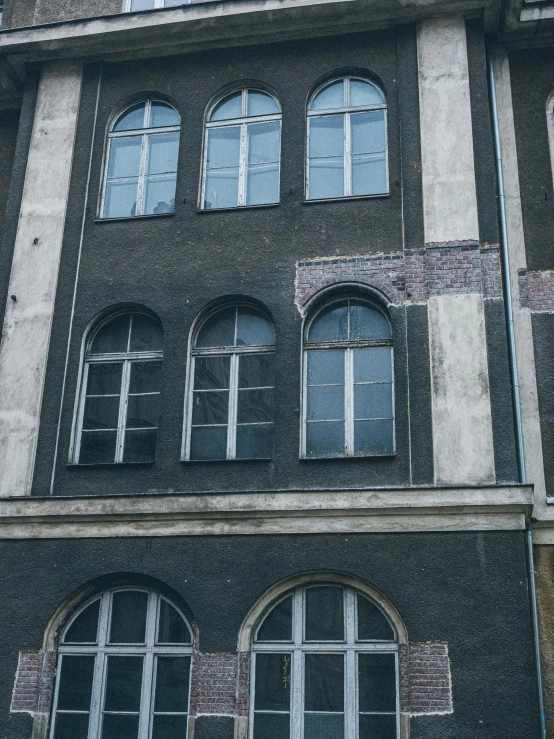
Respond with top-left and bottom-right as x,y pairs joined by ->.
345,588 -> 356,645
139,651 -> 155,739
345,349 -> 354,456
227,354 -> 239,459
137,133 -> 149,216
292,648 -> 303,739
75,361 -> 90,463
88,652 -> 107,739
345,649 -> 357,739
344,112 -> 352,197
238,123 -> 248,206
116,360 -> 131,463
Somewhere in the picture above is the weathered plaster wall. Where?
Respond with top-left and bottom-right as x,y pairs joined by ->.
0,108 -> 20,245
33,0 -> 121,24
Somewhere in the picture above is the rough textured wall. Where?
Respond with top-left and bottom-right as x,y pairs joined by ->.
532,314 -> 554,497
33,0 -> 121,24
535,546 -> 554,738
0,109 -> 20,243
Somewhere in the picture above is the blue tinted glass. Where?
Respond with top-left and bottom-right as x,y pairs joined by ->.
310,80 -> 345,111
210,91 -> 242,121
308,303 -> 348,343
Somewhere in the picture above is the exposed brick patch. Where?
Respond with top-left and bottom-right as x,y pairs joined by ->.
518,269 -> 554,312
190,651 -> 244,717
11,651 -> 56,715
398,643 -> 453,716
295,242 -> 502,310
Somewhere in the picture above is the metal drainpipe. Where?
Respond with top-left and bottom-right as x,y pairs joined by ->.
487,47 -> 546,738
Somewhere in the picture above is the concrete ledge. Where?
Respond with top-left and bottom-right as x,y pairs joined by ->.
0,485 -> 533,538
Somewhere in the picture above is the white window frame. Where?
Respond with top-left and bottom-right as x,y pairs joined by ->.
73,311 -> 163,465
250,585 -> 400,739
306,76 -> 389,201
301,298 -> 395,459
201,88 -> 282,210
100,99 -> 181,220
125,0 -> 190,11
50,588 -> 194,739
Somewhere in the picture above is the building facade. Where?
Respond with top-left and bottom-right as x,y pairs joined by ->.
0,0 -> 551,737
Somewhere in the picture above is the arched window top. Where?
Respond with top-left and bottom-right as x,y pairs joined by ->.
306,298 -> 392,344
208,88 -> 281,123
309,76 -> 385,113
194,305 -> 275,350
88,311 -> 163,356
111,99 -> 180,133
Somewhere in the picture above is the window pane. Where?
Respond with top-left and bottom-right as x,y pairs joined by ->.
154,657 -> 191,712
109,591 -> 148,644
150,102 -> 180,128
53,713 -> 90,739
306,421 -> 344,457
354,384 -> 393,420
248,122 -> 280,164
148,133 -> 179,174
194,357 -> 231,390
104,656 -> 143,711
129,361 -> 162,394
158,600 -> 192,644
130,313 -> 164,352
79,430 -> 117,464
307,386 -> 344,422
350,302 -> 391,341
192,391 -> 229,425
309,116 -> 344,159
83,396 -> 120,430
305,653 -> 344,711
308,303 -> 348,343
123,429 -> 157,462
90,314 -> 130,354
354,420 -> 394,456
248,90 -> 280,116
237,388 -> 273,423
351,112 -> 386,155
64,599 -> 100,643
246,163 -> 279,206
239,354 -> 274,388
305,587 -> 344,641
307,350 -> 345,385
255,654 -> 292,711
353,347 -> 392,384
257,595 -> 293,641
196,308 -> 236,348
164,0 -> 190,5
87,363 -> 123,395
352,153 -> 387,196
359,654 -> 396,712
101,714 -> 140,739
304,713 -> 344,739
57,656 -> 95,711
190,426 -> 227,460
104,179 -> 138,218
113,103 -> 145,132
108,137 -> 142,178
359,714 -> 397,739
207,126 -> 241,168
152,715 -> 188,739
253,713 -> 290,739
308,158 -> 344,200
357,595 -> 395,641
127,394 -> 160,428
236,423 -> 272,459
237,308 -> 275,346
144,174 -> 176,214
310,80 -> 345,111
204,168 -> 239,209
349,79 -> 384,107
210,92 -> 242,122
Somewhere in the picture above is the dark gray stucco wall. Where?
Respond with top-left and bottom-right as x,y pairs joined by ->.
532,313 -> 554,497
33,0 -> 121,24
0,532 -> 541,738
0,108 -> 20,244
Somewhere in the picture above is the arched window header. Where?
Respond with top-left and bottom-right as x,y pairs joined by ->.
309,76 -> 385,112
208,88 -> 281,122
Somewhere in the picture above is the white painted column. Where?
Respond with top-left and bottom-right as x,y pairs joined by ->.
418,17 -> 495,484
0,61 -> 82,497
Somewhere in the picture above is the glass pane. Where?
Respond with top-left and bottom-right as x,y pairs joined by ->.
354,384 -> 393,420
164,0 -> 190,5
308,303 -> 348,343
83,396 -> 120,430
155,657 -> 191,712
196,308 -> 235,348
354,420 -> 394,456
87,363 -> 123,395
210,91 -> 242,121
307,350 -> 345,385
148,133 -> 179,174
204,168 -> 239,209
308,158 -> 344,200
113,103 -> 145,132
253,713 -> 290,739
359,654 -> 396,712
57,655 -> 95,711
127,394 -> 160,428
123,429 -> 157,462
248,90 -> 280,116
144,174 -> 176,214
194,356 -> 231,390
309,116 -> 344,159
304,713 -> 344,739
352,154 -> 387,196
152,715 -> 188,739
104,179 -> 138,218
350,302 -> 391,340
237,388 -> 273,423
109,591 -> 148,643
306,421 -> 344,457
248,122 -> 280,164
90,314 -> 130,354
130,313 -> 164,352
237,308 -> 275,346
192,391 -> 229,425
357,595 -> 395,641
239,354 -> 274,388
190,426 -> 227,460
255,654 -> 292,711
246,163 -> 279,206
257,595 -> 293,641
53,713 -> 90,739
353,347 -> 392,384
351,112 -> 386,155
350,79 -> 384,107
236,423 -> 272,459
108,137 -> 142,178
64,599 -> 100,643
310,80 -> 345,111
129,361 -> 162,394
304,653 -> 344,711
359,714 -> 397,739
307,386 -> 344,422
150,102 -> 180,128
79,430 -> 117,464
207,126 -> 241,168
158,600 -> 192,644
101,714 -> 140,739
305,587 -> 344,641
104,656 -> 143,711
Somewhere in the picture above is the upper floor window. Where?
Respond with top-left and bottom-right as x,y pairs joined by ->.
127,0 -> 189,10
50,588 -> 193,739
306,76 -> 388,201
185,304 -> 275,460
201,88 -> 282,210
251,583 -> 399,739
303,297 -> 394,458
0,1 -> 4,25
73,310 -> 163,465
101,99 -> 181,219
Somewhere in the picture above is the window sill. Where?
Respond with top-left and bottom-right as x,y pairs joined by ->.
181,458 -> 272,463
94,212 -> 174,223
197,202 -> 280,214
67,462 -> 155,469
303,193 -> 390,205
300,453 -> 396,461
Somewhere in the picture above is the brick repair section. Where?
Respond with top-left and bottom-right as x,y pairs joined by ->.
398,643 -> 453,715
518,269 -> 554,312
189,651 -> 250,717
296,241 -> 502,309
11,651 -> 56,715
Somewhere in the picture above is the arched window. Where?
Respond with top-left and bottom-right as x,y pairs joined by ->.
201,88 -> 281,209
101,99 -> 180,219
306,76 -> 388,200
49,588 -> 193,739
251,583 -> 399,739
303,297 -> 394,458
74,310 -> 163,465
185,304 -> 275,460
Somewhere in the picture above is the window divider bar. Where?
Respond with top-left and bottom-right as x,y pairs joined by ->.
238,124 -> 248,206
345,348 -> 354,456
345,112 -> 352,197
115,360 -> 132,463
227,353 -> 239,459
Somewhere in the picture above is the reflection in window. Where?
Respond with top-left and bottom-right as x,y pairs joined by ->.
50,589 -> 193,739
101,99 -> 180,219
252,584 -> 399,739
202,88 -> 282,209
303,298 -> 394,458
185,305 -> 276,460
128,0 -> 190,9
307,76 -> 388,200
74,311 -> 164,464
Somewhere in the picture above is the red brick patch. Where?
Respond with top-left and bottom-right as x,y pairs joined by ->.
11,651 -> 56,715
398,643 -> 453,715
518,269 -> 554,312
